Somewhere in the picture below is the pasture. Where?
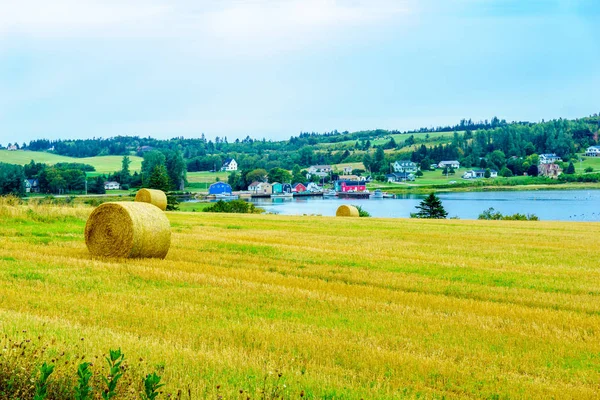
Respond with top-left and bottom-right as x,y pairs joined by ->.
0,201 -> 600,398
0,150 -> 142,174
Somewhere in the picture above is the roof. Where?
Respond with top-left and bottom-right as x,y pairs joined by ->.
105,181 -> 119,185
222,158 -> 235,165
249,181 -> 261,187
338,180 -> 366,185
439,160 -> 459,164
588,146 -> 600,150
210,182 -> 230,187
292,182 -> 306,187
310,165 -> 331,169
386,172 -> 413,177
394,160 -> 415,164
540,153 -> 559,157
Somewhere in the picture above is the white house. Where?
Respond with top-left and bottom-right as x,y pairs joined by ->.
104,181 -> 120,190
539,154 -> 562,164
585,146 -> 600,157
342,166 -> 353,174
393,160 -> 418,173
462,169 -> 498,179
438,160 -> 460,169
307,165 -> 332,177
7,144 -> 17,151
306,182 -> 322,192
221,158 -> 238,171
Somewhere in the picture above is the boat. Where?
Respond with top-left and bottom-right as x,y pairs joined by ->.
370,189 -> 383,199
323,189 -> 337,197
215,193 -> 239,200
271,192 -> 293,199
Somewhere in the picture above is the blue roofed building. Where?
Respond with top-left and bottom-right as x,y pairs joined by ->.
209,182 -> 233,195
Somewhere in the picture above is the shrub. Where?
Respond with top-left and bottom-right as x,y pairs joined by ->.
203,200 -> 263,214
352,205 -> 371,217
478,207 -> 538,221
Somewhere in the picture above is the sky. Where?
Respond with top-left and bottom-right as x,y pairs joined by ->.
0,0 -> 598,144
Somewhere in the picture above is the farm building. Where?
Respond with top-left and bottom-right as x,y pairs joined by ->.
585,146 -> 600,156
392,160 -> 418,173
104,181 -> 121,190
292,183 -> 307,193
209,182 -> 233,195
334,180 -> 366,192
385,172 -> 415,182
220,158 -> 238,171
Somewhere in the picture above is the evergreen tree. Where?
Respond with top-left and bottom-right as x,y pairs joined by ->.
412,193 -> 448,219
148,165 -> 171,192
120,156 -> 131,185
566,161 -> 576,174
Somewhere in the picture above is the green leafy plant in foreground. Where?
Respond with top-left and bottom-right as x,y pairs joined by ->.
74,361 -> 93,400
33,362 -> 55,400
141,372 -> 165,400
102,349 -> 125,399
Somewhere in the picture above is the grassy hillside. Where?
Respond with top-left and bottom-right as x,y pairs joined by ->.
0,150 -> 142,174
1,201 -> 599,398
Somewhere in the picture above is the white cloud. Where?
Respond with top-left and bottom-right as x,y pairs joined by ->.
0,0 -> 414,41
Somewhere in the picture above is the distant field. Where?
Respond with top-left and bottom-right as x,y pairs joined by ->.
0,150 -> 142,173
1,202 -> 599,398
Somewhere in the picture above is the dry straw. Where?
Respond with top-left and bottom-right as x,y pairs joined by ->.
85,202 -> 171,259
336,205 -> 359,217
135,189 -> 168,211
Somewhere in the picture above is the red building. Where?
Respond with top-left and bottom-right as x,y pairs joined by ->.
336,180 -> 366,192
292,183 -> 307,192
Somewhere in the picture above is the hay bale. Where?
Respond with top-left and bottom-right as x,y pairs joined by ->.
135,189 -> 167,211
85,202 -> 171,259
336,205 -> 359,217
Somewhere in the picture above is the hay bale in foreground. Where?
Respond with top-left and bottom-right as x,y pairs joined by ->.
336,205 -> 359,217
135,188 -> 167,211
85,202 -> 171,259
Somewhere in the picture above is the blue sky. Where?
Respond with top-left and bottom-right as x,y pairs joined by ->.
0,0 -> 598,144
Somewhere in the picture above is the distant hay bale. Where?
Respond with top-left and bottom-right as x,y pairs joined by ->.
85,202 -> 171,259
336,205 -> 359,217
135,189 -> 167,211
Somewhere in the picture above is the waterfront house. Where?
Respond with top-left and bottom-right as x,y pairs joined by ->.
292,183 -> 307,193
585,146 -> 600,157
462,169 -> 498,179
209,182 -> 233,195
306,182 -> 321,192
538,163 -> 562,179
539,154 -> 562,164
272,182 -> 282,194
393,160 -> 418,173
104,181 -> 120,190
249,181 -> 272,194
220,158 -> 238,171
438,160 -> 460,169
334,180 -> 366,192
385,172 -> 415,182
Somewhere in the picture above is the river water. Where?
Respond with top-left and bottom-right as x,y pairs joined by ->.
249,190 -> 600,221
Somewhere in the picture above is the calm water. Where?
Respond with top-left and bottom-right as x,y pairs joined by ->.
249,190 -> 600,221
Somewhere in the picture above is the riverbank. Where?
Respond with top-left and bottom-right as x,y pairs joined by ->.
376,181 -> 600,194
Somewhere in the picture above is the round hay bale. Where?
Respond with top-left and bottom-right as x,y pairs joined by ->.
85,202 -> 171,259
135,188 -> 167,211
336,204 -> 359,217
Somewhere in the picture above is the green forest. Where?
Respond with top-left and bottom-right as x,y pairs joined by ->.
1,115 -> 599,195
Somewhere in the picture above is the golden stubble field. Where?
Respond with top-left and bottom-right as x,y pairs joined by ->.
0,201 -> 599,399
